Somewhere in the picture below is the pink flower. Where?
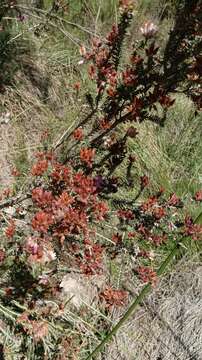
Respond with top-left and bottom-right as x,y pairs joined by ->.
26,237 -> 39,255
194,190 -> 202,202
39,274 -> 49,286
26,238 -> 56,264
30,321 -> 49,342
140,21 -> 158,38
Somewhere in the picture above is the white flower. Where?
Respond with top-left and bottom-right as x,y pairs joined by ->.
140,21 -> 158,38
43,248 -> 56,263
39,274 -> 49,285
78,59 -> 85,65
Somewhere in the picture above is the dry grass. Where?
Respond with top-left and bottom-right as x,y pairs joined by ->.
106,254 -> 202,360
0,54 -> 79,187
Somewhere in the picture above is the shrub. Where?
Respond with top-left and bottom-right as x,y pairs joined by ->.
0,0 -> 201,358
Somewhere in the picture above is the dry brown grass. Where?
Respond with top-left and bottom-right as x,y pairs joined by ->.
106,254 -> 202,360
0,53 -> 77,187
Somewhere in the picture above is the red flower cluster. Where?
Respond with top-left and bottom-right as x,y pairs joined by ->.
5,220 -> 16,239
119,0 -> 134,10
73,171 -> 95,203
99,118 -> 112,130
128,97 -> 143,120
107,69 -> 117,87
0,187 -> 12,201
31,159 -> 48,176
95,48 -> 109,68
32,188 -> 53,207
127,231 -> 137,238
117,209 -> 134,220
137,249 -> 155,260
168,193 -> 181,206
80,148 -> 95,167
122,67 -> 137,86
159,94 -> 175,109
73,127 -> 83,141
149,233 -> 167,246
126,126 -> 138,138
32,211 -> 53,233
100,287 -> 128,308
0,249 -> 5,262
184,216 -> 202,240
88,64 -> 96,80
79,242 -> 104,275
55,191 -> 74,208
93,201 -> 109,220
152,206 -> 166,220
107,86 -> 117,97
73,82 -> 81,91
28,151 -> 111,261
137,266 -> 157,285
137,224 -> 150,237
50,163 -> 71,185
112,232 -> 122,244
141,197 -> 166,221
106,24 -> 118,44
140,175 -> 149,189
141,196 -> 157,212
62,208 -> 88,236
194,190 -> 202,202
11,167 -> 21,177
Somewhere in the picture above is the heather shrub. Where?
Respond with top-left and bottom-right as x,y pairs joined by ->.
0,0 -> 201,358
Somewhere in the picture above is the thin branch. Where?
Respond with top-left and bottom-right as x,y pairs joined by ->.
0,194 -> 31,210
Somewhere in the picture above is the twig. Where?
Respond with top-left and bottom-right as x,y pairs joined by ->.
16,4 -> 100,39
0,194 -> 31,210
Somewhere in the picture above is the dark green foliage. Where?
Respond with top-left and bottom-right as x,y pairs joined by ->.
10,260 -> 36,298
110,11 -> 133,70
163,0 -> 202,91
0,2 -> 28,87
